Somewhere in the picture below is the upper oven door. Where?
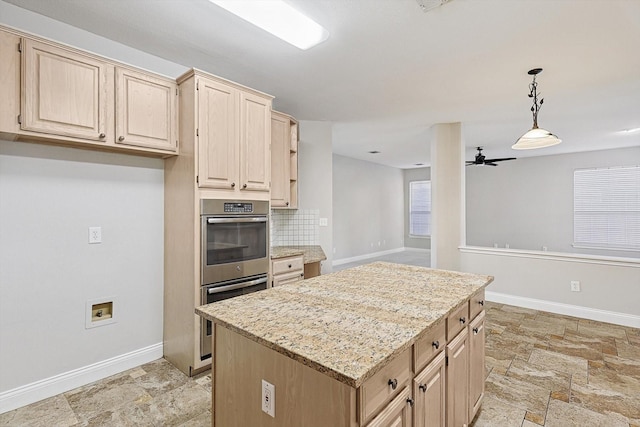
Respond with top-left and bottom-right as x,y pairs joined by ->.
201,215 -> 269,284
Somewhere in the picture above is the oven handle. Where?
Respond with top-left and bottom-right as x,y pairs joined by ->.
206,217 -> 268,224
206,276 -> 268,294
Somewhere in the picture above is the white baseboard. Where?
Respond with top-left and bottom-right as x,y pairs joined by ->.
0,342 -> 163,414
332,247 -> 406,266
486,291 -> 640,328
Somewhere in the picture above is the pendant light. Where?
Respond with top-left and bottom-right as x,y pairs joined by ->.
512,68 -> 561,150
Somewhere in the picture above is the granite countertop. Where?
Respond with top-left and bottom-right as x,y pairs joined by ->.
195,261 -> 493,388
270,245 -> 327,264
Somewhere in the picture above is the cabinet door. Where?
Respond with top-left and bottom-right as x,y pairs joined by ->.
22,38 -> 108,141
366,386 -> 412,427
414,351 -> 445,427
115,68 -> 177,152
468,310 -> 486,422
446,327 -> 469,427
239,91 -> 271,192
198,78 -> 238,189
270,112 -> 290,207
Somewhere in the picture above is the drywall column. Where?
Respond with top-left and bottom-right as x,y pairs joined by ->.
430,123 -> 465,270
298,121 -> 333,273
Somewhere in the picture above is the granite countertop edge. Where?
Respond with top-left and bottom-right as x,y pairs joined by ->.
270,245 -> 327,264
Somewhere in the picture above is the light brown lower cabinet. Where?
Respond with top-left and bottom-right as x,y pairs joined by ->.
413,351 -> 446,427
446,327 -> 469,427
366,387 -> 413,427
468,310 -> 486,422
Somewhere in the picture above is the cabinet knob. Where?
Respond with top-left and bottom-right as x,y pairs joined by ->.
242,183 -> 247,188
473,327 -> 479,334
479,300 -> 485,306
419,384 -> 427,392
388,378 -> 398,390
432,340 -> 440,350
118,136 -> 125,142
288,264 -> 292,268
406,397 -> 414,407
98,133 -> 106,139
231,182 -> 236,188
286,202 -> 289,206
460,317 -> 466,325
300,273 -> 304,277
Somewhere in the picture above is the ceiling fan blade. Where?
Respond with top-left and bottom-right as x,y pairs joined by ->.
484,157 -> 516,162
465,161 -> 476,165
485,162 -> 498,166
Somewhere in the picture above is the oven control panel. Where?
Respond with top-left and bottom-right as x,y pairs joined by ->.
223,202 -> 253,213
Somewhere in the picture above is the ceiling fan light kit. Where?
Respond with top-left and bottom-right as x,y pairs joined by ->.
512,68 -> 562,150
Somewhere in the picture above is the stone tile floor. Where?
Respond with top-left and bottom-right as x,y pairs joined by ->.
1,302 -> 638,426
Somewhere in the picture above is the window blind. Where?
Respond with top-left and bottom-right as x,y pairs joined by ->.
410,180 -> 431,237
574,165 -> 640,250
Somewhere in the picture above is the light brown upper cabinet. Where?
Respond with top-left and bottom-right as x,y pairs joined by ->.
0,26 -> 178,157
180,69 -> 272,195
115,68 -> 177,152
270,110 -> 298,208
21,38 -> 109,142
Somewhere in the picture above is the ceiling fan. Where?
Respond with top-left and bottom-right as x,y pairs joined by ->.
466,147 -> 516,167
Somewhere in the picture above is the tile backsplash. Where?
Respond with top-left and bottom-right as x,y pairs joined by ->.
270,209 -> 320,246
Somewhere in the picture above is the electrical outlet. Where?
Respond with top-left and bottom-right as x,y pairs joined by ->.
319,218 -> 328,227
570,281 -> 581,292
261,380 -> 275,417
88,226 -> 102,244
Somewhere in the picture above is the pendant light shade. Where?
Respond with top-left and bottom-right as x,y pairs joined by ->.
513,127 -> 561,150
512,68 -> 561,150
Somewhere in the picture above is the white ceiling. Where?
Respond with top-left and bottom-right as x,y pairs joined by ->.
5,0 -> 640,168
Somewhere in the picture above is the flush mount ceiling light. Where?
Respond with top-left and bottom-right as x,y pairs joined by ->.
512,68 -> 562,150
211,0 -> 329,50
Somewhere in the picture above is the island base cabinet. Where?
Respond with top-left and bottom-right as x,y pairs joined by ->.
413,351 -> 446,427
213,325 -> 357,427
446,327 -> 469,427
468,311 -> 486,422
365,387 -> 412,427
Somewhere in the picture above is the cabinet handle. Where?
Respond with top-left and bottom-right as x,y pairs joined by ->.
406,397 -> 414,407
98,133 -> 106,139
118,136 -> 125,142
432,340 -> 440,350
242,183 -> 247,188
478,300 -> 485,306
460,317 -> 466,325
419,384 -> 427,392
388,378 -> 398,390
473,327 -> 479,334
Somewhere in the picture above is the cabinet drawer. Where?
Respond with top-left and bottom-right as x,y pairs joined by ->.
272,270 -> 304,287
413,321 -> 446,372
470,289 -> 486,320
447,302 -> 470,340
272,255 -> 304,275
360,347 -> 412,424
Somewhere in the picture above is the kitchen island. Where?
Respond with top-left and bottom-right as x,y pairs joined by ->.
196,262 -> 493,427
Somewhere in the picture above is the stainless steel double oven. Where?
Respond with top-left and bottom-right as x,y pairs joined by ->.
200,199 -> 269,360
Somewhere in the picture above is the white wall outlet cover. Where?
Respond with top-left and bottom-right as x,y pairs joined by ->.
88,226 -> 102,244
261,379 -> 275,417
319,218 -> 328,226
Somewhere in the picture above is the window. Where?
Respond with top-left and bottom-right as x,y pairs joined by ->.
410,180 -> 431,237
574,165 -> 640,251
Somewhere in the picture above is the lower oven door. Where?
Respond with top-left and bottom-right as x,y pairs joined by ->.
200,274 -> 268,360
